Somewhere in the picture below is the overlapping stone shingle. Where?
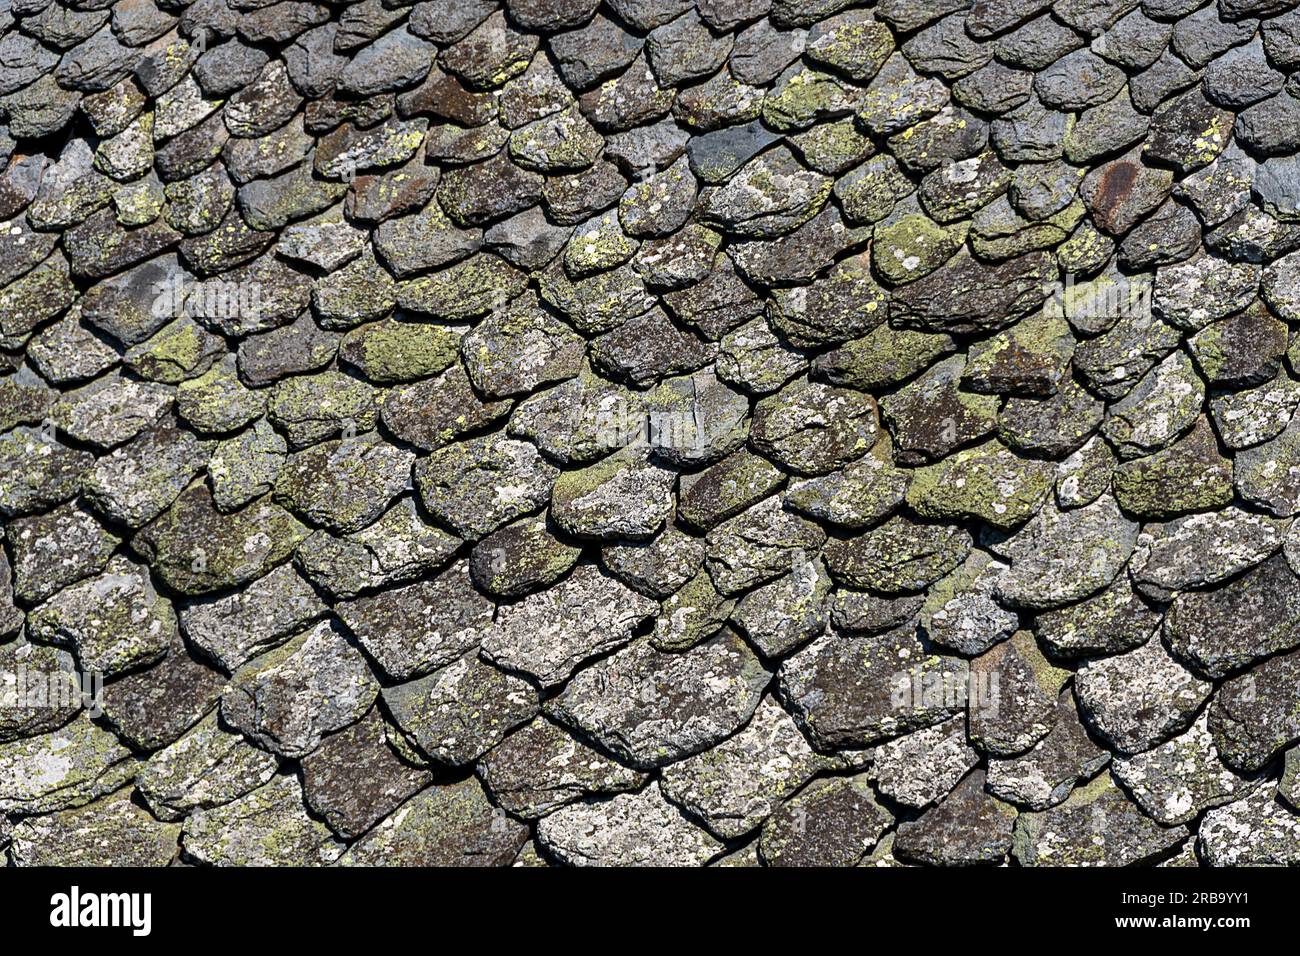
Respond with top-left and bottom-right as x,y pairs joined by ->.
2,0 -> 1298,870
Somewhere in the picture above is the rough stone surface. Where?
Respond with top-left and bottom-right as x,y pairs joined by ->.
759,772 -> 892,866
538,783 -> 723,866
220,620 -> 378,759
339,776 -> 527,866
382,651 -> 538,766
547,630 -> 769,769
2,0 -> 1296,869
479,717 -> 646,819
182,773 -> 345,866
1012,774 -> 1186,866
778,621 -> 968,750
481,564 -> 657,686
1075,636 -> 1213,755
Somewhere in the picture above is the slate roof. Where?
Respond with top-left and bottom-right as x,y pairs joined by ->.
1,0 -> 1299,867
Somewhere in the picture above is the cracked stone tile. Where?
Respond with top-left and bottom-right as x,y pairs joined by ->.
0,640 -> 82,744
81,420 -> 210,527
1165,553 -> 1300,678
135,710 -> 279,821
705,495 -> 826,596
336,560 -> 492,682
698,145 -> 830,239
1054,434 -> 1115,509
968,630 -> 1069,757
133,483 -> 308,596
474,514 -> 584,599
1129,506 -> 1290,598
294,499 -> 461,601
397,254 -> 529,321
1035,571 -> 1161,659
1208,647 -> 1300,773
815,324 -> 955,393
990,493 -> 1138,610
563,208 -> 639,279
549,446 -> 676,541
26,316 -> 120,387
1113,713 -> 1257,826
206,418 -> 286,513
917,551 -> 1016,656
1144,87 -> 1234,173
759,772 -> 893,866
1112,416 -> 1233,519
632,223 -> 722,290
414,432 -> 558,541
824,513 -> 972,595
1101,350 -> 1205,460
640,369 -> 750,468
7,501 -> 119,604
27,554 -> 177,680
179,567 -> 324,675
879,354 -> 999,464
660,696 -> 845,838
652,568 -> 734,651
1173,143 -> 1255,227
535,262 -> 653,339
1070,301 -> 1178,398
894,769 -> 1018,865
234,315 -> 339,390
125,316 -> 224,385
729,554 -> 830,659
1263,248 -> 1300,321
274,434 -> 414,535
601,524 -> 705,599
